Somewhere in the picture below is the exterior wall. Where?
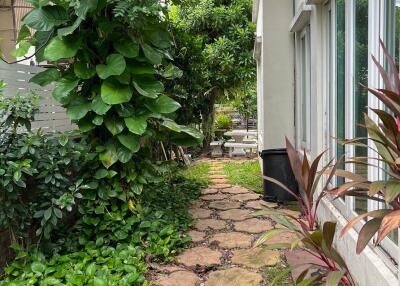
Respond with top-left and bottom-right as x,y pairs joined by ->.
0,1 -> 16,62
0,1 -> 32,63
254,0 -> 399,285
255,0 -> 295,152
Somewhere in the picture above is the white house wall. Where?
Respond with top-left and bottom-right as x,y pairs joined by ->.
256,0 -> 295,152
255,0 -> 399,284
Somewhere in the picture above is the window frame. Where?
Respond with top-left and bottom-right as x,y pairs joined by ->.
298,25 -> 312,151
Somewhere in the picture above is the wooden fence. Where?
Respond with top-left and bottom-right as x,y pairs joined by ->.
0,62 -> 74,132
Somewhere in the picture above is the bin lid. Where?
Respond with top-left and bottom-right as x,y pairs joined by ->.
259,148 -> 287,156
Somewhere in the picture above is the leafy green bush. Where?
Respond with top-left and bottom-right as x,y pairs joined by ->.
0,176 -> 202,285
214,114 -> 233,130
0,84 -> 97,242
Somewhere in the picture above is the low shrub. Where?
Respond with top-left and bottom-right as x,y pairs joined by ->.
214,114 -> 233,130
0,176 -> 203,285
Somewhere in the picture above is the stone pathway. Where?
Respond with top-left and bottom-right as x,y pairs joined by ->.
152,160 -> 297,286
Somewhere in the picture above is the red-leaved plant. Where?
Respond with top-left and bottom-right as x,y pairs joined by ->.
329,40 -> 400,254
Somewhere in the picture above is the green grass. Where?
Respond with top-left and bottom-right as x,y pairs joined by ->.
180,161 -> 211,185
223,160 -> 263,193
266,266 -> 293,285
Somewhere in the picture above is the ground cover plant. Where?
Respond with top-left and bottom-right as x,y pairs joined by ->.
223,160 -> 262,193
0,175 -> 203,285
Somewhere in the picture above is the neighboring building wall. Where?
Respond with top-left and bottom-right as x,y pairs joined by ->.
0,1 -> 16,62
254,0 -> 295,152
0,1 -> 32,62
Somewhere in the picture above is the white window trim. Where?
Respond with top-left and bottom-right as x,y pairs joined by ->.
297,26 -> 311,152
322,0 -> 399,268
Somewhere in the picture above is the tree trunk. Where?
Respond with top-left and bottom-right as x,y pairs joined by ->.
201,90 -> 217,150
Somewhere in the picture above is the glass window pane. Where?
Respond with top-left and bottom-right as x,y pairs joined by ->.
301,36 -> 307,143
354,0 -> 368,214
336,0 -> 346,186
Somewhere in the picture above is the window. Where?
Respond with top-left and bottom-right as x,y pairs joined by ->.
336,0 -> 346,186
353,0 -> 369,215
299,27 -> 311,150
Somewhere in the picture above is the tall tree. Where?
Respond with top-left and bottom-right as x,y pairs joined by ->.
168,0 -> 256,147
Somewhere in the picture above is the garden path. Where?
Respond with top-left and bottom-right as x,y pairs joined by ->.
152,160 -> 300,286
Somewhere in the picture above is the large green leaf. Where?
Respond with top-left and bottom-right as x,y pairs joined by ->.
33,31 -> 52,62
145,95 -> 181,114
23,6 -> 68,31
96,54 -> 126,79
117,145 -> 133,163
58,0 -> 98,37
133,79 -> 164,99
92,95 -> 111,115
124,115 -> 148,135
67,103 -> 91,120
127,61 -> 156,75
114,38 -> 139,58
52,79 -> 79,103
146,27 -> 171,49
99,141 -> 118,169
104,116 -> 124,135
44,35 -> 81,61
117,133 -> 140,152
74,61 -> 96,79
10,41 -> 32,57
161,119 -> 182,132
162,63 -> 183,79
101,79 -> 133,105
30,68 -> 61,86
180,126 -> 204,141
25,0 -> 51,8
141,43 -> 162,65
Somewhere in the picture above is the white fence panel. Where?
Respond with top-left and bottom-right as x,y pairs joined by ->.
0,62 -> 75,133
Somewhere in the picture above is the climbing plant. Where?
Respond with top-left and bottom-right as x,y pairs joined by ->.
15,0 -> 202,191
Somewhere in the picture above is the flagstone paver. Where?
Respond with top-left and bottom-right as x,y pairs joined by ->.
246,200 -> 278,210
231,248 -> 280,268
178,246 -> 222,267
153,160 -> 296,285
210,232 -> 253,249
208,200 -> 241,210
210,183 -> 232,189
218,209 -> 252,221
211,178 -> 230,184
202,188 -> 219,195
230,193 -> 260,201
195,219 -> 227,231
221,186 -> 249,194
188,230 -> 206,242
209,175 -> 227,179
234,218 -> 273,233
206,268 -> 262,286
201,194 -> 229,201
189,208 -> 212,219
155,271 -> 199,286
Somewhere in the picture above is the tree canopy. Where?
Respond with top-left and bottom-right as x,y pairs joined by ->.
167,0 -> 256,146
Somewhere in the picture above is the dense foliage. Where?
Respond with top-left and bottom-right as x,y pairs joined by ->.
1,176 -> 203,285
168,0 -> 256,146
1,0 -> 206,284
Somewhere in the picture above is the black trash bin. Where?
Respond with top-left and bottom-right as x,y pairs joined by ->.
260,149 -> 299,203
